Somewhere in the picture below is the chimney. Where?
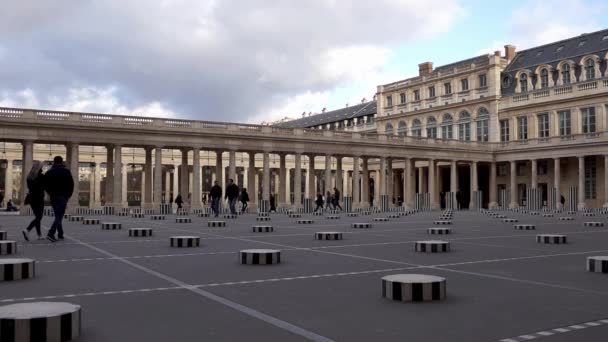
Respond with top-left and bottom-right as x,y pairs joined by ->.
361,97 -> 366,104
504,45 -> 516,62
494,50 -> 501,57
418,61 -> 433,76
308,112 -> 312,117
322,107 -> 326,113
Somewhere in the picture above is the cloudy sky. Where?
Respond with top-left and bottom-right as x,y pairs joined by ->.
0,0 -> 606,123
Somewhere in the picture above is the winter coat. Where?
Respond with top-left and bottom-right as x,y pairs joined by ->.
240,191 -> 249,203
210,185 -> 222,199
44,164 -> 74,199
226,184 -> 239,200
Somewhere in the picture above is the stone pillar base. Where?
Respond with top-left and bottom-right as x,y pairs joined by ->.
489,202 -> 499,210
577,202 -> 586,211
509,202 -> 518,209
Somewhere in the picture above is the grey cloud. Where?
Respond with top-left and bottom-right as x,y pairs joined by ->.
0,0 -> 462,121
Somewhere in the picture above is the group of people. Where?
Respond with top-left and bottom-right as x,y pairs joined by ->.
315,187 -> 342,212
21,156 -> 74,242
208,178 -> 252,217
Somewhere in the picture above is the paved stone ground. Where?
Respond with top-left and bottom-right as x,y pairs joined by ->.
1,209 -> 608,341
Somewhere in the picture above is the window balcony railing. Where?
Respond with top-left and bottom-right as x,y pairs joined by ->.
507,77 -> 607,106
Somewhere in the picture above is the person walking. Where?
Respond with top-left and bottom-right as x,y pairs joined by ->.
210,181 -> 222,217
269,193 -> 276,213
22,161 -> 45,241
225,178 -> 239,215
314,192 -> 324,212
333,187 -> 343,211
325,190 -> 333,210
240,188 -> 249,213
0,191 -> 4,208
44,156 -> 74,242
175,193 -> 183,209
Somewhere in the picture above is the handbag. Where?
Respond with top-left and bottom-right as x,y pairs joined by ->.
24,193 -> 31,205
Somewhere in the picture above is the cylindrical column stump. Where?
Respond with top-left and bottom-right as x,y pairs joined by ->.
240,249 -> 281,265
252,226 -> 273,233
427,228 -> 451,235
587,256 -> 608,273
381,274 -> 446,302
415,240 -> 450,253
315,232 -> 343,240
0,258 -> 35,281
536,234 -> 567,244
128,228 -> 153,237
0,241 -> 17,255
170,236 -> 200,247
101,222 -> 121,230
0,302 -> 81,341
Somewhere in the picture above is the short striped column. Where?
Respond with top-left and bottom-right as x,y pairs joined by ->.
117,212 -> 129,217
208,221 -> 226,227
297,219 -> 313,224
427,228 -> 451,235
170,236 -> 200,247
69,215 -> 84,222
542,213 -> 554,217
131,213 -> 145,218
346,213 -> 358,217
415,240 -> 450,253
584,222 -> 604,227
252,225 -> 273,233
0,231 -> 6,240
150,215 -> 166,220
315,232 -> 343,240
198,212 -> 209,218
101,222 -> 121,230
0,241 -> 17,255
326,215 -> 340,220
0,258 -> 35,281
175,217 -> 192,223
503,218 -> 517,223
536,234 -> 567,244
351,223 -> 372,229
514,224 -> 536,230
288,213 -> 301,218
240,249 -> 280,265
381,274 -> 446,302
433,220 -> 452,225
373,217 -> 389,222
223,214 -> 238,219
256,217 -> 271,222
128,228 -> 153,237
559,216 -> 574,221
0,302 -> 81,341
587,256 -> 608,273
387,214 -> 400,219
82,218 -> 100,225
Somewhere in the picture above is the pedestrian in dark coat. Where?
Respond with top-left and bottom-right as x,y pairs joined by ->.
314,193 -> 324,212
240,188 -> 249,213
175,194 -> 183,209
23,161 -> 45,241
44,156 -> 74,242
225,179 -> 239,215
210,181 -> 222,217
333,187 -> 343,211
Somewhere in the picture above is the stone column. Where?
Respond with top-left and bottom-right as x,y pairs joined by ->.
578,156 -> 585,210
469,161 -> 478,209
144,147 -> 153,208
111,145 -> 122,206
294,153 -> 302,208
66,143 -> 79,209
165,169 -> 170,200
489,162 -> 497,208
379,157 -> 387,197
248,152 -> 256,205
263,152 -> 270,202
172,164 -> 179,203
418,167 -> 425,193
387,158 -> 393,205
215,150 -> 223,188
228,150 -> 236,182
308,155 -> 316,199
604,156 -> 608,208
286,165 -> 292,205
121,163 -> 127,206
352,156 -> 360,208
324,154 -> 332,194
4,159 -> 13,201
361,157 -> 369,207
554,158 -> 561,209
93,161 -> 101,207
336,156 -> 343,193
19,141 -> 34,205
404,158 -> 414,209
509,161 -> 518,208
105,145 -> 114,204
279,153 -> 287,207
429,159 -> 438,209
154,147 -> 162,205
531,159 -> 538,189
192,147 -> 201,208
450,160 -> 457,193
89,163 -> 95,208
180,148 -> 189,205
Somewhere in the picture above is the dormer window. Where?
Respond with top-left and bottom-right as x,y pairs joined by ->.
562,64 -> 571,85
399,93 -> 406,104
444,82 -> 452,95
519,74 -> 528,92
585,59 -> 596,80
414,90 -> 420,101
540,69 -> 549,89
386,95 -> 393,107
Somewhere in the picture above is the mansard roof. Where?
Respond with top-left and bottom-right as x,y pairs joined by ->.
275,101 -> 377,128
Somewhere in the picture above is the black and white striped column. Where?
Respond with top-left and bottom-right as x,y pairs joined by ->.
240,249 -> 281,265
297,219 -> 313,224
208,221 -> 226,227
415,240 -> 450,253
252,226 -> 273,233
0,302 -> 81,341
536,234 -> 567,244
427,228 -> 451,235
514,224 -> 536,230
381,274 -> 446,302
170,236 -> 200,247
0,231 -> 6,240
101,222 -> 122,230
175,217 -> 192,223
315,232 -> 343,240
82,218 -> 100,225
150,215 -> 166,220
0,241 -> 17,255
69,216 -> 83,222
128,228 -> 153,237
0,258 -> 35,281
587,256 -> 608,273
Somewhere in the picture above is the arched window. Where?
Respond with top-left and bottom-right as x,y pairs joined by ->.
476,107 -> 489,142
585,59 -> 596,80
397,121 -> 407,137
519,73 -> 528,92
458,111 -> 471,141
385,123 -> 394,135
411,119 -> 422,137
562,64 -> 571,85
540,69 -> 549,88
426,117 -> 437,139
441,113 -> 453,139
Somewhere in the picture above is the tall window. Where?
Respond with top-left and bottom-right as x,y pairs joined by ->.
426,117 -> 437,139
428,86 -> 436,98
441,114 -> 453,139
585,59 -> 596,80
385,123 -> 394,135
414,90 -> 420,101
585,157 -> 597,199
458,111 -> 471,141
476,107 -> 489,142
444,82 -> 452,95
540,69 -> 549,89
558,110 -> 571,136
562,64 -> 571,85
411,119 -> 422,137
500,120 -> 510,142
400,93 -> 406,104
517,116 -> 528,140
581,107 -> 596,133
397,121 -> 407,136
461,78 -> 469,91
519,74 -> 528,92
478,74 -> 487,88
538,112 -> 549,138
386,95 -> 392,107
